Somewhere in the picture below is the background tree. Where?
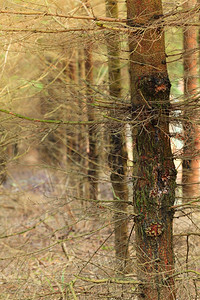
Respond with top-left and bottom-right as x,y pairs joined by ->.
182,0 -> 199,200
85,43 -> 99,201
106,0 -> 130,273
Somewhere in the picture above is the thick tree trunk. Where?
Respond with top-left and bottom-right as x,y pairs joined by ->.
85,43 -> 99,201
106,0 -> 130,273
182,0 -> 199,200
127,0 -> 177,298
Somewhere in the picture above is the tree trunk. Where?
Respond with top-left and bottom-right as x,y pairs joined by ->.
65,51 -> 79,163
182,0 -> 199,200
0,151 -> 7,184
105,0 -> 130,273
77,48 -> 88,202
85,43 -> 99,201
127,0 -> 177,298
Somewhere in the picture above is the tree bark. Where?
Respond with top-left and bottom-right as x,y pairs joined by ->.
127,0 -> 177,298
106,0 -> 130,273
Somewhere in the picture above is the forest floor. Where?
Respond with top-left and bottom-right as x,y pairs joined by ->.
0,157 -> 199,299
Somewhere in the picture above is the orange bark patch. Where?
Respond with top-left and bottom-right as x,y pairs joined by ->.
145,222 -> 163,237
155,84 -> 167,92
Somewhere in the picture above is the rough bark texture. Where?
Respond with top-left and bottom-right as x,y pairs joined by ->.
182,0 -> 199,200
127,0 -> 177,298
85,44 -> 99,201
106,0 -> 130,273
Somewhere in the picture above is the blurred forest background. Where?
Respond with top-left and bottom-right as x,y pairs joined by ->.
0,0 -> 199,299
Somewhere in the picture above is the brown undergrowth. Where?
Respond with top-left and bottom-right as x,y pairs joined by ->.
0,160 -> 199,299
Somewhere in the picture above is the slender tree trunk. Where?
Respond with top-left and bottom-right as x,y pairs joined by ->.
66,51 -> 79,163
0,151 -> 7,184
105,0 -> 130,273
182,0 -> 199,200
127,1 -> 177,298
77,48 -> 88,202
82,0 -> 99,201
85,43 -> 99,201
